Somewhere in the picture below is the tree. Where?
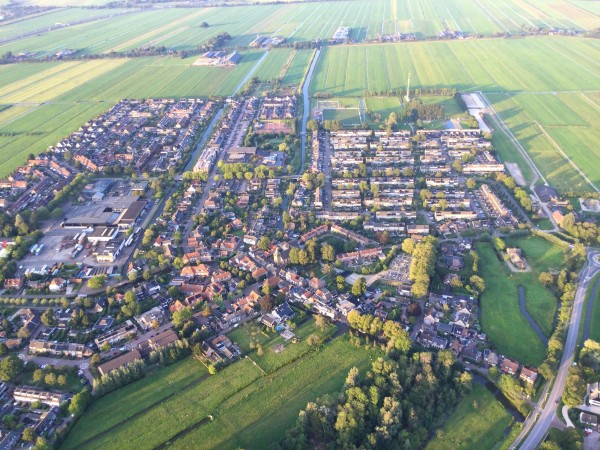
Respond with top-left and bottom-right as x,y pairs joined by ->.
22,428 -> 36,442
352,277 -> 367,297
172,307 -> 193,328
469,275 -> 485,294
259,295 -> 273,312
17,325 -> 30,339
41,308 -> 57,327
87,275 -> 107,289
315,315 -> 327,331
466,178 -> 477,189
45,373 -> 56,386
401,238 -> 415,255
57,374 -> 67,387
0,342 -> 7,356
0,355 -> 24,382
91,354 -> 101,367
257,235 -> 271,251
321,243 -> 335,262
307,333 -> 323,348
69,389 -> 92,417
202,303 -> 212,317
33,369 -> 44,382
539,272 -> 554,287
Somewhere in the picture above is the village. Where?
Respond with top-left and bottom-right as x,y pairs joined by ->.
0,91 -> 593,448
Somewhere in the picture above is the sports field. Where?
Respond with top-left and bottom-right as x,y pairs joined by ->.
477,241 -> 548,366
425,384 -> 517,450
64,320 -> 372,450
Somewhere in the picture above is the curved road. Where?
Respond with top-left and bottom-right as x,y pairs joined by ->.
516,249 -> 600,450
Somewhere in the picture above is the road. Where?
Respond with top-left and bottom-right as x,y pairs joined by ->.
516,249 -> 600,450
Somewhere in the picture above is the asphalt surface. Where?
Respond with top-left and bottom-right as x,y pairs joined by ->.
517,250 -> 600,450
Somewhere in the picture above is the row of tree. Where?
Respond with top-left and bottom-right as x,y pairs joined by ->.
404,237 -> 437,298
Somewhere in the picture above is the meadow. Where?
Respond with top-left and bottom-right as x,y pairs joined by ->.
477,241 -> 547,366
64,319 -> 373,450
424,384 -> 517,450
587,275 -> 600,342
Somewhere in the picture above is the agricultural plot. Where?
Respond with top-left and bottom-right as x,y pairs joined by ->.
252,48 -> 294,83
169,338 -> 372,450
0,8 -> 127,41
312,38 -> 600,97
487,91 -> 600,193
280,49 -> 313,89
424,384 -> 517,450
0,102 -> 109,178
477,242 -> 547,366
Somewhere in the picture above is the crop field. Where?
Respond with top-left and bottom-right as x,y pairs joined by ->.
312,38 -> 600,96
65,322 -> 372,450
252,48 -> 293,83
477,242 -> 547,366
0,102 -> 109,178
0,8 -> 128,41
6,0 -> 598,57
425,384 -> 517,450
487,92 -> 600,193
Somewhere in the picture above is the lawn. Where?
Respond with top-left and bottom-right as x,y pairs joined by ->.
477,242 -> 547,366
62,357 -> 209,449
425,384 -> 517,450
323,108 -> 362,126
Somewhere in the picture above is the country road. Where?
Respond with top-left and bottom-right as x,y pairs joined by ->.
515,249 -> 600,450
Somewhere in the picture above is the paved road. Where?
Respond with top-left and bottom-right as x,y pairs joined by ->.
516,249 -> 600,450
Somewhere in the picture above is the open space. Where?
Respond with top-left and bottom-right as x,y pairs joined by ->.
477,242 -> 547,366
425,384 -> 517,450
64,319 -> 372,450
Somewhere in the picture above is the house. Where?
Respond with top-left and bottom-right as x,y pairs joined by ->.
519,367 -> 538,384
580,412 -> 598,426
3,278 -> 23,290
48,278 -> 67,293
588,382 -> 600,407
337,299 -> 357,316
273,302 -> 295,322
147,329 -> 178,351
98,349 -> 142,376
13,387 -> 66,407
501,358 -> 519,375
261,314 -> 278,329
0,429 -> 20,450
506,248 -> 527,270
461,345 -> 481,363
309,277 -> 325,290
483,349 -> 499,367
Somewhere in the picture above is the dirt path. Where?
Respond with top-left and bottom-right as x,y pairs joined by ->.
518,285 -> 549,345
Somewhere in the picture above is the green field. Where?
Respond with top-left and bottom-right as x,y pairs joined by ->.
588,275 -> 600,342
477,242 -> 547,366
280,48 -> 313,89
62,357 -> 209,449
323,108 -> 362,126
64,319 -> 372,450
425,384 -> 517,450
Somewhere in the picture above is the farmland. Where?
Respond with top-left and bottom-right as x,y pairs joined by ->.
64,319 -> 373,450
424,384 -> 518,450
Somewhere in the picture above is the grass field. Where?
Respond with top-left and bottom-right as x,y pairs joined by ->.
323,108 -> 362,126
64,319 -> 372,450
477,242 -> 547,366
425,384 -> 517,450
587,275 -> 600,342
62,357 -> 209,449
